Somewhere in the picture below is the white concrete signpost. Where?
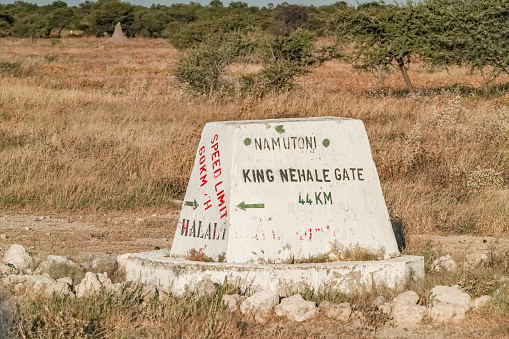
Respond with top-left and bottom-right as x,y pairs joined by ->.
127,117 -> 424,295
170,117 -> 400,263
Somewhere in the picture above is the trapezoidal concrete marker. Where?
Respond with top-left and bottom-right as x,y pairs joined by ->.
126,117 -> 424,294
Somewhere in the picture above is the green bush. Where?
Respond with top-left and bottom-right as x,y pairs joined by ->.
241,59 -> 308,97
174,28 -> 315,98
174,33 -> 253,96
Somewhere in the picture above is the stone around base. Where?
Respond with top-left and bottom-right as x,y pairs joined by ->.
126,250 -> 424,296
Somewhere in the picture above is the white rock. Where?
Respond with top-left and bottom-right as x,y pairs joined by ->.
428,285 -> 472,322
471,295 -> 492,309
2,274 -> 26,285
35,255 -> 84,279
50,281 -> 74,296
393,290 -> 420,305
96,272 -> 113,287
82,257 -> 118,277
3,244 -> 34,270
464,253 -> 489,270
28,273 -> 56,293
240,289 -> 279,322
430,285 -> 471,310
319,301 -> 351,321
428,302 -> 466,322
57,277 -> 73,286
391,290 -> 426,326
392,302 -> 426,325
275,294 -> 317,322
116,253 -> 132,272
222,294 -> 243,312
190,279 -> 216,297
432,255 -> 457,272
75,272 -> 112,298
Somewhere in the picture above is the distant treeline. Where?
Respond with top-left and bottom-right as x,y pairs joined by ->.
0,0 -> 343,39
3,0 -> 509,93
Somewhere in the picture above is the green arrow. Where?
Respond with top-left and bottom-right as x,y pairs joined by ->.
275,125 -> 285,134
184,199 -> 199,210
237,201 -> 265,211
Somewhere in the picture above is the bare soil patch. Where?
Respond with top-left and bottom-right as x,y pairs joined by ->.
0,210 -> 179,263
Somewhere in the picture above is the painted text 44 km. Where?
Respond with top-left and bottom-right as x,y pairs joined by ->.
298,192 -> 332,205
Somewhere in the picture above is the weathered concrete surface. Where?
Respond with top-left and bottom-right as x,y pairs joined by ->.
171,117 -> 400,263
126,250 -> 424,296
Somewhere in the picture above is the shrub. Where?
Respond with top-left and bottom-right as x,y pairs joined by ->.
241,59 -> 308,96
174,33 -> 253,96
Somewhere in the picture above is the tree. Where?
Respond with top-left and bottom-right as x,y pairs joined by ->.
133,6 -> 169,37
423,0 -> 509,82
275,5 -> 309,29
88,0 -> 135,37
48,6 -> 77,37
11,13 -> 50,38
0,8 -> 15,36
336,2 -> 424,92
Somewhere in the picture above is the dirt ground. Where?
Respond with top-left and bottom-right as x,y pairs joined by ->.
0,210 -> 180,263
2,209 -> 508,263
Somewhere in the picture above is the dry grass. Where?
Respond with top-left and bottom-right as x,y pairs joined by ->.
0,37 -> 508,239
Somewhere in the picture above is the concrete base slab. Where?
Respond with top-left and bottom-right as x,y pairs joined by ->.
126,251 -> 424,296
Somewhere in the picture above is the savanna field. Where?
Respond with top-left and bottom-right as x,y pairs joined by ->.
1,37 -> 509,337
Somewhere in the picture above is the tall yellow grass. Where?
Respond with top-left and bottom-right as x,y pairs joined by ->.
0,37 -> 508,236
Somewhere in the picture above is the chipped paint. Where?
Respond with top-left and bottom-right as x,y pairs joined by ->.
127,251 -> 424,296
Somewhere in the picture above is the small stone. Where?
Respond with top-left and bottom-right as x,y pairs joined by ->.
240,289 -> 279,322
35,255 -> 85,283
75,272 -> 112,298
428,285 -> 472,323
3,244 -> 34,271
0,234 -> 6,240
29,273 -> 56,293
432,255 -> 457,272
428,302 -> 467,322
471,295 -> 492,309
50,281 -> 74,296
392,302 -> 426,326
393,290 -> 420,305
81,257 -> 118,277
192,279 -> 216,297
464,253 -> 489,270
56,277 -> 73,286
24,227 -> 30,231
430,285 -> 471,310
2,274 -> 26,285
319,301 -> 351,321
275,294 -> 317,322
222,294 -> 242,312
391,290 -> 426,326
